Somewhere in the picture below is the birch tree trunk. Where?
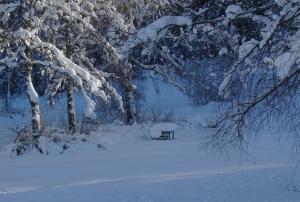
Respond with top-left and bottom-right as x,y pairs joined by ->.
21,0 -> 41,134
24,47 -> 41,133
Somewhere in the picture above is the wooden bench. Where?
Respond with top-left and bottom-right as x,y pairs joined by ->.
152,131 -> 175,140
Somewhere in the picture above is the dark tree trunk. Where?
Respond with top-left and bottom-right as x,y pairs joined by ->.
124,85 -> 137,125
64,14 -> 76,134
5,69 -> 11,112
66,78 -> 76,134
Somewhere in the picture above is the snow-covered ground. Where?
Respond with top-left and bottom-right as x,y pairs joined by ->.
0,130 -> 299,202
0,98 -> 299,202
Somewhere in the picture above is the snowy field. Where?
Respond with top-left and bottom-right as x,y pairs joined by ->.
0,102 -> 299,202
0,131 -> 299,202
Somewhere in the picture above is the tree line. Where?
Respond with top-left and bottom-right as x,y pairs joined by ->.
0,0 -> 299,150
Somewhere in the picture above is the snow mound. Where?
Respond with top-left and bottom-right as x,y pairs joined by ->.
149,123 -> 177,138
0,136 -> 62,157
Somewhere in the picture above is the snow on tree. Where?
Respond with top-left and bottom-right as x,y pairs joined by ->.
208,0 -> 300,150
1,0 -> 299,151
0,0 -> 124,133
119,15 -> 193,58
116,0 -> 229,106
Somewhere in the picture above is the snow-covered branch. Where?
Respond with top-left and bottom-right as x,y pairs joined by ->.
119,16 -> 192,58
218,1 -> 295,97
